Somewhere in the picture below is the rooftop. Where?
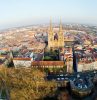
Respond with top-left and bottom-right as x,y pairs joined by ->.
32,61 -> 64,66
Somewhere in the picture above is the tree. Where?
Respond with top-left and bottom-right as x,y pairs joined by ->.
0,67 -> 58,100
43,56 -> 53,61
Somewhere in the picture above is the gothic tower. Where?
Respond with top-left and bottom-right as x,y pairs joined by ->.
48,19 -> 54,49
48,19 -> 64,49
58,19 -> 64,48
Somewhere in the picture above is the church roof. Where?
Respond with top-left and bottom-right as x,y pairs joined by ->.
32,61 -> 64,66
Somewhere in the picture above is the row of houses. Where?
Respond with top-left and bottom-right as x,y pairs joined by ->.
13,57 -> 64,68
0,52 -> 65,69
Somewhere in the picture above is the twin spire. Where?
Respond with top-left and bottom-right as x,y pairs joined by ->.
50,18 -> 53,32
49,18 -> 63,33
48,18 -> 64,49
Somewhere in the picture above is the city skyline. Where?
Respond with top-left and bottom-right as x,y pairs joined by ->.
0,0 -> 97,30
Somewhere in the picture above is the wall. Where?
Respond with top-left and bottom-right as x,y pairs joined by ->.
13,60 -> 31,68
78,61 -> 97,72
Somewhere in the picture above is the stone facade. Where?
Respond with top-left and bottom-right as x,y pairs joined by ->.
66,58 -> 73,73
13,58 -> 31,68
78,60 -> 97,72
48,20 -> 64,49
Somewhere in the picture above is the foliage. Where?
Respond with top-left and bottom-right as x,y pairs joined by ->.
43,56 -> 53,61
0,66 -> 57,100
63,65 -> 67,73
44,49 -> 59,61
4,59 -> 14,68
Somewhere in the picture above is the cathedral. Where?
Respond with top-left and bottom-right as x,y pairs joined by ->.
48,20 -> 64,49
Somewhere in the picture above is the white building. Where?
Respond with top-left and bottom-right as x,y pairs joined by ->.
78,60 -> 97,72
13,58 -> 31,68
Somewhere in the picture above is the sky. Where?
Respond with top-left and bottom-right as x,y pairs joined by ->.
0,0 -> 97,30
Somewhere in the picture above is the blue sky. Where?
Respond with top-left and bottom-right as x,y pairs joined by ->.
0,0 -> 97,30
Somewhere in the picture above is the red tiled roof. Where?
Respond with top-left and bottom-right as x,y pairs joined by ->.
32,61 -> 64,66
13,58 -> 31,61
78,59 -> 97,64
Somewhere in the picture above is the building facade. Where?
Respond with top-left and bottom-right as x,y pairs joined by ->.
31,61 -> 64,68
78,60 -> 97,72
48,20 -> 64,49
13,58 -> 31,68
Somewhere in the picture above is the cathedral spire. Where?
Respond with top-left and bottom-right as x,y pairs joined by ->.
50,18 -> 53,32
59,18 -> 63,33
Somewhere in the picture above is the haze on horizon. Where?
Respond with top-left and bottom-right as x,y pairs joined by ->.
0,0 -> 97,30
